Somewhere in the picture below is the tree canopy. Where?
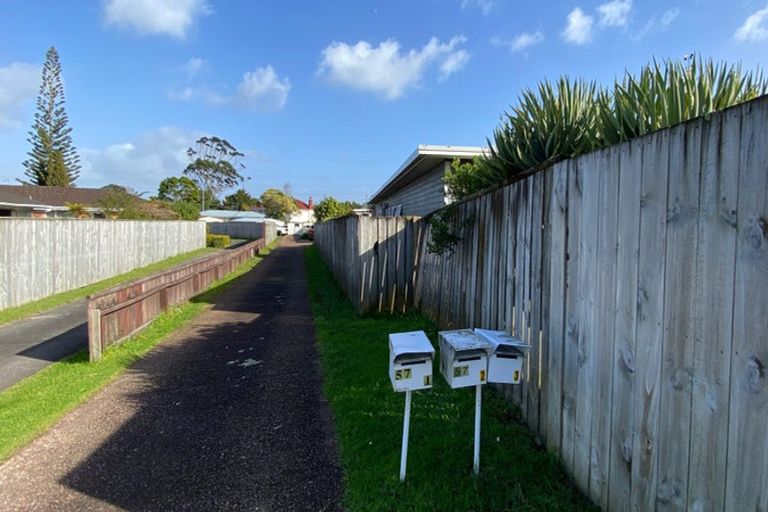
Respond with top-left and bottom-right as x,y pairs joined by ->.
23,47 -> 81,186
183,136 -> 247,210
313,196 -> 360,222
260,188 -> 297,222
156,176 -> 200,203
223,188 -> 257,211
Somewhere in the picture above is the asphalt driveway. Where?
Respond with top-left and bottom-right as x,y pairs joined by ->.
0,237 -> 344,511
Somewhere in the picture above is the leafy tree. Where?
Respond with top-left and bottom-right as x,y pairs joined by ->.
260,188 -> 297,222
223,188 -> 257,211
23,47 -> 81,186
156,176 -> 200,203
443,157 -> 497,201
183,136 -> 247,210
169,201 -> 201,220
314,196 -> 355,222
97,186 -> 142,219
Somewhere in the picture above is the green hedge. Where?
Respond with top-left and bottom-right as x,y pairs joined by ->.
206,234 -> 230,248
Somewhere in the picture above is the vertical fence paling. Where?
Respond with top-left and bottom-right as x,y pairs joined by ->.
314,96 -> 768,510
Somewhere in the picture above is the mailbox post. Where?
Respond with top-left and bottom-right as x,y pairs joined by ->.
389,331 -> 435,481
438,329 -> 489,475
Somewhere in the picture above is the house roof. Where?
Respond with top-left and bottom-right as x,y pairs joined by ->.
199,209 -> 266,220
0,185 -> 112,209
294,198 -> 311,210
368,145 -> 487,204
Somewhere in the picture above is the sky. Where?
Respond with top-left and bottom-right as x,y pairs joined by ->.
0,0 -> 766,204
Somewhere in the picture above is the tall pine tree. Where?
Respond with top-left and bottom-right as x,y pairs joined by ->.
23,47 -> 80,186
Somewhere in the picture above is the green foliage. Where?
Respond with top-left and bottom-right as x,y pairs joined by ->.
169,201 -> 200,220
183,136 -> 247,210
304,247 -> 597,512
65,202 -> 89,219
156,176 -> 200,203
444,157 -> 499,201
97,186 -> 179,220
482,56 -> 768,188
260,188 -> 298,222
22,47 -> 80,187
313,196 -> 356,222
223,188 -> 257,211
206,234 -> 230,248
426,205 -> 472,255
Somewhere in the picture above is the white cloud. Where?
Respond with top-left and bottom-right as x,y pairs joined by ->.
597,0 -> 632,27
0,62 -> 39,130
181,57 -> 206,79
438,50 -> 470,81
79,127 -> 198,192
168,65 -> 290,112
661,7 -> 680,26
735,5 -> 768,42
103,0 -> 211,39
492,30 -> 545,52
318,36 -> 469,100
235,66 -> 291,112
461,0 -> 496,15
562,7 -> 594,44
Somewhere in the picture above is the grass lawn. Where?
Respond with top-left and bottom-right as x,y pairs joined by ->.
304,246 -> 596,512
0,246 -> 222,326
0,239 -> 280,463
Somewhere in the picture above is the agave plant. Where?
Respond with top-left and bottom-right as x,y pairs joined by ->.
470,56 -> 768,197
598,56 -> 768,145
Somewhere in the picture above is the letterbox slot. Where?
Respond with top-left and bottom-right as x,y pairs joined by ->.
394,352 -> 432,364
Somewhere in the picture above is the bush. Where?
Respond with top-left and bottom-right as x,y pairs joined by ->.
206,234 -> 230,248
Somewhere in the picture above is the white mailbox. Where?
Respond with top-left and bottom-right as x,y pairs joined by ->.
474,328 -> 530,384
439,329 -> 489,388
389,331 -> 435,392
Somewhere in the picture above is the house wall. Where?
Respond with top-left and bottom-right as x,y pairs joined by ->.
287,208 -> 315,235
373,161 -> 448,217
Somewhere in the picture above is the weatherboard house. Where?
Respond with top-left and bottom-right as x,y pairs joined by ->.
369,145 -> 486,217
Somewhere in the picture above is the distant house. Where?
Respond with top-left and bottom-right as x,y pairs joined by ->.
287,197 -> 315,235
369,145 -> 486,217
0,185 -> 112,218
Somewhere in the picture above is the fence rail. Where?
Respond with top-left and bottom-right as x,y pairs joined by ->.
0,219 -> 205,310
86,238 -> 265,361
314,95 -> 768,511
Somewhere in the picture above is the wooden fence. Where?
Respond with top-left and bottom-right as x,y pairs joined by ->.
314,96 -> 768,511
87,238 -> 265,361
207,221 -> 277,243
0,219 -> 205,310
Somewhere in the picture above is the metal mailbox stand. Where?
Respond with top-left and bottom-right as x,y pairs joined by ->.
438,329 -> 489,475
388,331 -> 435,482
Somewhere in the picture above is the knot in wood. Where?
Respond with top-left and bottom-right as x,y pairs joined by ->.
746,217 -> 768,251
746,356 -> 764,393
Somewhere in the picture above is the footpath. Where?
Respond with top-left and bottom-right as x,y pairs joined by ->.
0,237 -> 344,511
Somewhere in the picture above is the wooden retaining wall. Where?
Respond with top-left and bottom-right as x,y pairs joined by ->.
0,219 -> 205,310
314,96 -> 768,511
86,238 -> 265,361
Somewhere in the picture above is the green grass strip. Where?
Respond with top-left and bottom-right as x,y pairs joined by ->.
0,246 -> 224,326
304,246 -> 596,511
0,239 -> 280,463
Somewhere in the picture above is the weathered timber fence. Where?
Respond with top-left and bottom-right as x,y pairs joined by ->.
314,95 -> 768,511
0,219 -> 205,310
87,238 -> 265,361
207,221 -> 277,243
314,216 -> 422,314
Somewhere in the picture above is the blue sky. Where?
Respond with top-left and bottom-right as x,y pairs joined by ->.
0,0 -> 765,203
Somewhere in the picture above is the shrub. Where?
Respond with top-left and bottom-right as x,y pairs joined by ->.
206,234 -> 230,248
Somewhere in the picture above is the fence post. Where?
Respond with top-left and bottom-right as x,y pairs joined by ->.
88,305 -> 102,362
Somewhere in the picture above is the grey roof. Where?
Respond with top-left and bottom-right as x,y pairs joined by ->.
199,210 -> 266,220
